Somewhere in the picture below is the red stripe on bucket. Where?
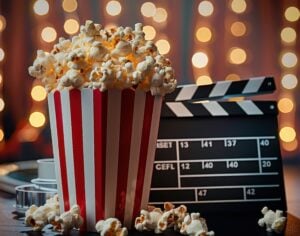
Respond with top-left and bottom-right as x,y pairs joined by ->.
132,92 -> 155,222
115,89 -> 135,222
69,89 -> 87,226
53,91 -> 70,211
94,90 -> 107,221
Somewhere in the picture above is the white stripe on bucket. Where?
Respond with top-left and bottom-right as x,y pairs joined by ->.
81,89 -> 96,231
123,90 -> 146,227
105,89 -> 122,218
61,90 -> 77,206
47,93 -> 64,213
141,96 -> 163,209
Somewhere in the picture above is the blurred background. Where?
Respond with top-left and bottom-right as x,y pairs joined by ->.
0,0 -> 298,163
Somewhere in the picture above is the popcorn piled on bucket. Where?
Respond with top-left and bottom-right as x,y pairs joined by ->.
28,20 -> 177,96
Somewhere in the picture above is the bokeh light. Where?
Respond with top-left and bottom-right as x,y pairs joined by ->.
153,7 -> 168,23
196,75 -> 213,85
156,39 -> 170,55
106,1 -> 122,16
0,15 -> 6,32
280,127 -> 296,142
281,52 -> 298,68
196,27 -> 212,42
62,0 -> 78,13
0,74 -> 2,84
64,18 -> 80,35
31,85 -> 47,102
278,98 -> 294,113
228,47 -> 247,64
225,73 -> 240,81
0,48 -> 5,62
41,27 -> 57,43
282,139 -> 298,152
284,6 -> 300,22
0,98 -> 5,112
281,74 -> 298,89
192,52 -> 209,68
143,25 -> 156,40
141,2 -> 156,17
281,27 -> 297,44
230,21 -> 246,37
198,1 -> 214,17
231,0 -> 247,14
0,129 -> 4,142
33,0 -> 49,16
29,112 -> 46,128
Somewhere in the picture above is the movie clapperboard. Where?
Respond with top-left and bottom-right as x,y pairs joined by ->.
149,76 -> 287,215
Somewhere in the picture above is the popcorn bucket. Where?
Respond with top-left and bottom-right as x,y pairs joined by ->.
47,88 -> 162,231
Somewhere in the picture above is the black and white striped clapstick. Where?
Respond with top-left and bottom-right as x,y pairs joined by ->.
162,101 -> 277,117
165,76 -> 275,102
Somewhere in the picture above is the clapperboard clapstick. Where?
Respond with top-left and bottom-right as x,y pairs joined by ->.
164,76 -> 275,102
150,76 -> 286,215
163,76 -> 276,117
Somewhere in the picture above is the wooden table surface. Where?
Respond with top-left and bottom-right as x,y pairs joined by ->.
0,190 -> 300,236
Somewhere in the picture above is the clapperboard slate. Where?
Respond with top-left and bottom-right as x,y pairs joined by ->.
149,76 -> 287,215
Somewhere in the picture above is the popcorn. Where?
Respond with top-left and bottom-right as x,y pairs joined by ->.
52,37 -> 72,54
24,194 -> 60,231
58,68 -> 85,89
28,20 -> 177,96
95,218 -> 128,236
135,203 -> 214,236
180,213 -> 215,236
50,204 -> 84,233
24,195 -> 84,233
157,202 -> 187,231
111,40 -> 132,57
135,207 -> 163,233
89,41 -> 108,61
258,206 -> 286,233
28,50 -> 57,92
66,48 -> 88,70
80,20 -> 100,38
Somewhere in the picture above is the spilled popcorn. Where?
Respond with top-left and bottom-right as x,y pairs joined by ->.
28,20 -> 177,96
180,213 -> 215,236
25,194 -> 59,231
24,194 -> 60,231
135,202 -> 215,236
258,206 -> 286,233
24,197 -> 215,235
49,204 -> 83,233
24,194 -> 83,233
95,218 -> 128,236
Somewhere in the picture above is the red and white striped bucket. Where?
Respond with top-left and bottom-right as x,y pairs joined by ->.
47,88 -> 162,231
